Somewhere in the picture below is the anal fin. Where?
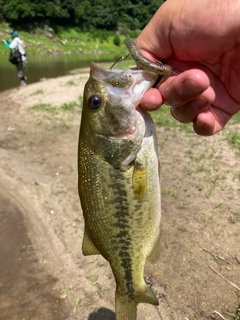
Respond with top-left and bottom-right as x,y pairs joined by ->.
135,283 -> 159,306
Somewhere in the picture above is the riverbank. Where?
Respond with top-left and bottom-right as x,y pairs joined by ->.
0,22 -> 128,55
0,73 -> 239,319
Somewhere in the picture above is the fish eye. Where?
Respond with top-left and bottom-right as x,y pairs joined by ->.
88,95 -> 102,110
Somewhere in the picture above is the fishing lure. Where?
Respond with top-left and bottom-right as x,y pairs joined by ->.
124,38 -> 172,75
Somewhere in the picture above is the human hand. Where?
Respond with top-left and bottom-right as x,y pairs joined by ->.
136,0 -> 240,135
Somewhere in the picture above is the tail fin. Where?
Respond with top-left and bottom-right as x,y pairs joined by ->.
115,285 -> 159,320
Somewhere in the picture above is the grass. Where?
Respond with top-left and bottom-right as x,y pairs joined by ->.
227,130 -> 240,154
177,224 -> 189,232
74,297 -> 82,312
60,102 -> 78,112
225,111 -> 240,154
31,101 -> 80,114
152,99 -> 240,161
30,89 -> 44,95
60,292 -> 67,299
31,100 -> 81,134
229,111 -> 240,124
229,211 -> 240,223
161,188 -> 178,198
151,105 -> 193,133
66,80 -> 77,86
194,211 -> 207,223
32,103 -> 56,114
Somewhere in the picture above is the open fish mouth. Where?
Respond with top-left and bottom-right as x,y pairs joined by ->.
87,62 -> 158,143
90,62 -> 158,94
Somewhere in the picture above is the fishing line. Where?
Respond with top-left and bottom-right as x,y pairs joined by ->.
110,53 -> 129,69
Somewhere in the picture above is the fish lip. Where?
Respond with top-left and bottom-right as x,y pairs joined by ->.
97,132 -> 130,140
90,62 -> 158,89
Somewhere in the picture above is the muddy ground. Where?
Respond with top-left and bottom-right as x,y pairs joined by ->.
0,72 -> 239,320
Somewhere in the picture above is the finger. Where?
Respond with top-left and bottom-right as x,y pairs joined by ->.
139,88 -> 163,111
170,86 -> 215,123
140,69 -> 212,111
193,109 -> 223,136
159,69 -> 211,107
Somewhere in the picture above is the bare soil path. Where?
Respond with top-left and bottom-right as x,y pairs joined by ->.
0,73 -> 239,320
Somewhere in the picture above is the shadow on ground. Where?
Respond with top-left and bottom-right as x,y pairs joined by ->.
88,307 -> 116,320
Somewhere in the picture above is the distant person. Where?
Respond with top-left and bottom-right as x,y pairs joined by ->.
3,30 -> 27,87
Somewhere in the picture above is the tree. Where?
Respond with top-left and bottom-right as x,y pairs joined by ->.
76,0 -> 118,30
0,0 -> 165,32
3,0 -> 61,22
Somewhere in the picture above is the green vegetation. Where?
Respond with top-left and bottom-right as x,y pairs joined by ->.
74,297 -> 82,312
151,105 -> 193,133
30,94 -> 82,134
225,112 -> 240,154
0,1 -> 164,54
0,22 -> 131,55
30,89 -> 44,95
227,130 -> 240,150
32,103 -> 56,114
60,292 -> 67,299
0,0 -> 163,31
31,101 -> 80,114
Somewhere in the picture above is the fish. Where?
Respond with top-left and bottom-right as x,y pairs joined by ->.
78,62 -> 161,320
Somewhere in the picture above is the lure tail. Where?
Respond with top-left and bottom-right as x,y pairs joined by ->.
115,284 -> 159,320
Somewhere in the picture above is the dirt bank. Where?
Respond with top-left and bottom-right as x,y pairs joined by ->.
0,73 -> 239,320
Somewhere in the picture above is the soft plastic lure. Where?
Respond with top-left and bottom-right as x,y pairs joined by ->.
124,38 -> 172,75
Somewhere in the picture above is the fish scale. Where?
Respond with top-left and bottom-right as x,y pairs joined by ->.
78,62 -> 161,319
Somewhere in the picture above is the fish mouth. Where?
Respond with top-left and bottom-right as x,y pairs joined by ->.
90,62 -> 158,93
87,63 -> 158,157
106,126 -> 137,138
97,130 -> 136,141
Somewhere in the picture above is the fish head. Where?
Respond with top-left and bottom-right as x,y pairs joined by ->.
80,62 -> 158,167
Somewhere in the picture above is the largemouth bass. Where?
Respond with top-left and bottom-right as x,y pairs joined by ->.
78,62 -> 161,320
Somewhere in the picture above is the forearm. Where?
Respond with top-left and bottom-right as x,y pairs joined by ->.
3,40 -> 11,50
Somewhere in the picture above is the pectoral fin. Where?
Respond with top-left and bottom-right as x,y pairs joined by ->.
82,229 -> 100,256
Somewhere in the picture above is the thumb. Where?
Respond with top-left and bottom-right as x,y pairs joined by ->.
135,3 -> 173,61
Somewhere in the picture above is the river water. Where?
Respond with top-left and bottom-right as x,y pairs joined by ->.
0,53 -> 117,92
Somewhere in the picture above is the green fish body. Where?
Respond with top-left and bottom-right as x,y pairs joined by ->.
78,62 -> 161,319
